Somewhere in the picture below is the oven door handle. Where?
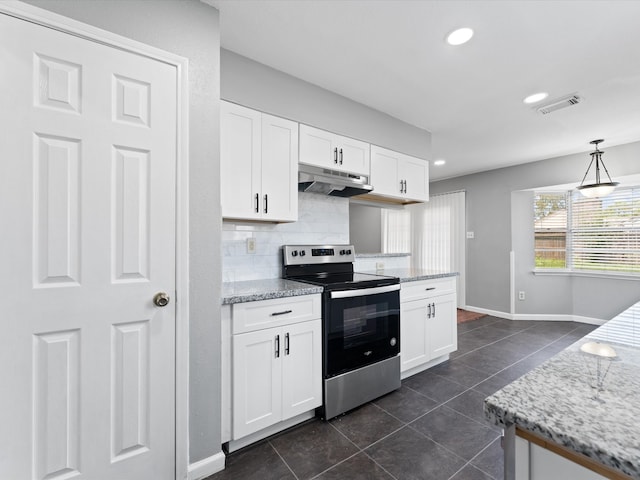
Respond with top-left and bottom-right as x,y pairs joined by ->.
330,284 -> 400,299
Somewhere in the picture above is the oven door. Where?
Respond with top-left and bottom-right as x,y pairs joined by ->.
325,284 -> 400,378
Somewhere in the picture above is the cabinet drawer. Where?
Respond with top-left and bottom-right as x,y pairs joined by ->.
401,277 -> 456,302
232,294 -> 321,334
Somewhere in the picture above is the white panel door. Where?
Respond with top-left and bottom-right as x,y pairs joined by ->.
232,328 -> 282,439
370,146 -> 401,197
400,299 -> 429,372
261,113 -> 298,222
430,293 -> 458,358
400,156 -> 429,202
281,320 -> 322,419
299,124 -> 337,170
221,101 -> 262,220
336,133 -> 370,176
0,13 -> 177,480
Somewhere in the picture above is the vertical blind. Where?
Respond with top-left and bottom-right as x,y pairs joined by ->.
382,191 -> 466,306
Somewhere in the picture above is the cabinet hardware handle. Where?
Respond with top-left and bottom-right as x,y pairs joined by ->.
399,180 -> 404,193
264,194 -> 268,214
255,193 -> 259,213
275,334 -> 280,358
432,302 -> 436,317
404,180 -> 408,193
285,332 -> 290,355
334,147 -> 338,164
339,148 -> 343,165
425,287 -> 436,291
270,310 -> 292,316
427,303 -> 432,318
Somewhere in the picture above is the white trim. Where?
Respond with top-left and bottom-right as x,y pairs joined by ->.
510,251 -> 515,314
464,305 -> 607,325
187,452 -> 226,480
533,269 -> 640,281
0,3 -> 191,479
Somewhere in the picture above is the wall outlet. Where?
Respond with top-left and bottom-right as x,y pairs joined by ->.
466,231 -> 475,239
246,237 -> 256,254
518,291 -> 526,301
376,262 -> 385,270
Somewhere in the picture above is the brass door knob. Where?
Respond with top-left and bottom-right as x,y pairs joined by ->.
153,292 -> 170,307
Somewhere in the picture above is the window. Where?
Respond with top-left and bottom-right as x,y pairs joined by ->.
534,192 -> 568,268
534,187 -> 640,274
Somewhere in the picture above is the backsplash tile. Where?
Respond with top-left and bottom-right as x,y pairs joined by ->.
222,192 -> 349,282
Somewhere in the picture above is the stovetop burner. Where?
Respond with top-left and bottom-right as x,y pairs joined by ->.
282,244 -> 399,290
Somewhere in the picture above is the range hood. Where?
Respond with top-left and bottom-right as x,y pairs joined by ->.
298,164 -> 373,197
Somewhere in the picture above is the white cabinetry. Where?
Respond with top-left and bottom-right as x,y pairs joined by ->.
221,101 -> 298,222
221,294 -> 322,450
400,277 -> 457,378
369,145 -> 429,203
299,124 -> 370,176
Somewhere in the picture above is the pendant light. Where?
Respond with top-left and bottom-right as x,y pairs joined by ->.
576,139 -> 619,198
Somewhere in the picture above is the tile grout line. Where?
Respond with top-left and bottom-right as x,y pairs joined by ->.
267,440 -> 300,480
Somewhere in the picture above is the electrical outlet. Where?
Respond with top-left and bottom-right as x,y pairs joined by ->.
376,262 -> 385,270
518,291 -> 526,301
246,237 -> 256,254
466,231 -> 475,239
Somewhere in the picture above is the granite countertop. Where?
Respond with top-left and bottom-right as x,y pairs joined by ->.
222,278 -> 323,305
355,252 -> 411,258
484,300 -> 640,478
360,267 -> 458,283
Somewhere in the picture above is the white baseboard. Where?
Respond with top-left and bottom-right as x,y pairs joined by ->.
464,306 -> 606,325
188,451 -> 226,480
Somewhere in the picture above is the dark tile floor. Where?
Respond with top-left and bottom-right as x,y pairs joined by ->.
208,316 -> 597,480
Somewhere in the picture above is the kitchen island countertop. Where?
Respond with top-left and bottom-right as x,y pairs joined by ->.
222,278 -> 323,305
484,300 -> 640,478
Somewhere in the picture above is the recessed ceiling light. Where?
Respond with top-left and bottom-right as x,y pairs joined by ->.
446,28 -> 474,46
523,92 -> 549,104
434,159 -> 446,166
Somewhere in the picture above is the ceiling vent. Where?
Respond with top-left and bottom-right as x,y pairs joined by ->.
536,94 -> 582,115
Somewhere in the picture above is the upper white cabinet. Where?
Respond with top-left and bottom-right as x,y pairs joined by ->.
299,124 -> 370,176
369,145 -> 429,203
221,101 -> 298,222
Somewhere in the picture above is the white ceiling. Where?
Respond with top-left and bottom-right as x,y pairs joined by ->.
209,0 -> 640,181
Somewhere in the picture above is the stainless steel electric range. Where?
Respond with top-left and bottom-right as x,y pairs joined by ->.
282,244 -> 401,419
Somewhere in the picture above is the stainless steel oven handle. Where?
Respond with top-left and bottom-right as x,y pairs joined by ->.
330,284 -> 400,299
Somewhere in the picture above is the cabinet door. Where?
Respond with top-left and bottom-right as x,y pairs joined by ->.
370,146 -> 401,197
337,134 -> 370,176
221,101 -> 262,220
232,328 -> 282,439
399,155 -> 429,202
429,293 -> 457,358
299,124 -> 337,170
400,299 -> 430,373
261,114 -> 298,222
281,320 -> 322,419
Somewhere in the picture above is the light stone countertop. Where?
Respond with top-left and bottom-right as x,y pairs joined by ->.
359,267 -> 458,283
222,278 -> 323,305
484,300 -> 640,478
355,252 -> 411,258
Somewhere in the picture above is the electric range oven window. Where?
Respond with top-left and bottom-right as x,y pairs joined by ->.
325,290 -> 400,377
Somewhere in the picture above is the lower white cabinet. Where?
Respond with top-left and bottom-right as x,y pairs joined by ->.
222,294 -> 322,447
232,319 -> 322,439
400,277 -> 457,377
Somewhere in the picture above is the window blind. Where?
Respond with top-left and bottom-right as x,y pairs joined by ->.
571,187 -> 640,273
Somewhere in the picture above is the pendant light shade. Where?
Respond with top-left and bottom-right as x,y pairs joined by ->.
576,139 -> 619,198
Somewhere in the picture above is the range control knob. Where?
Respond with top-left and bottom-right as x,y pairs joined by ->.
291,250 -> 298,257
299,250 -> 306,257
346,249 -> 352,255
340,249 -> 346,255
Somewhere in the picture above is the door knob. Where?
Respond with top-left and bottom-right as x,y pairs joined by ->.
153,292 -> 170,307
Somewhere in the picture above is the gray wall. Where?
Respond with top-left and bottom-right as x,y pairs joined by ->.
221,49 -> 431,160
431,141 -> 640,320
349,203 -> 382,253
24,0 -> 222,464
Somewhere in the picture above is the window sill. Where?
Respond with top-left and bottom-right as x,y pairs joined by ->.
533,269 -> 640,280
